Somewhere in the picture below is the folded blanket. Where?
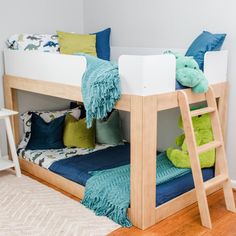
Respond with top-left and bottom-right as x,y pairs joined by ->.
80,54 -> 121,128
81,152 -> 191,227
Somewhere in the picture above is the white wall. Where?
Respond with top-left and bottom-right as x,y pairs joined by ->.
84,0 -> 236,179
0,0 -> 84,155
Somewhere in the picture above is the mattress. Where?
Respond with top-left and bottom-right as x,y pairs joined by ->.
49,144 -> 214,206
18,144 -> 111,169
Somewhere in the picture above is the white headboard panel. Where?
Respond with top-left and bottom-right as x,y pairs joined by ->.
111,47 -> 186,62
204,50 -> 228,84
119,54 -> 176,95
4,50 -> 86,86
4,48 -> 227,96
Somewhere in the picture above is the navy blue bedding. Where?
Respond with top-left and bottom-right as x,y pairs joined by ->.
49,144 -> 214,206
50,144 -> 130,186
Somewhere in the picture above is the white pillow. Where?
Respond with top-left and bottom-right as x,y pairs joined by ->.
6,34 -> 59,53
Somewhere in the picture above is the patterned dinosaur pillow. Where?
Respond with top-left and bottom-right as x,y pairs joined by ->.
6,34 -> 59,53
18,107 -> 81,152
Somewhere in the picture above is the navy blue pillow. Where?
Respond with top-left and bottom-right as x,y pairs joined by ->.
26,113 -> 65,150
186,31 -> 226,70
92,28 -> 111,61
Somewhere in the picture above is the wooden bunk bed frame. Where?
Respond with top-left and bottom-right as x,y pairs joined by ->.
3,75 -> 229,230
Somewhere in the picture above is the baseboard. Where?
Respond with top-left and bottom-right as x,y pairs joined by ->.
231,179 -> 236,190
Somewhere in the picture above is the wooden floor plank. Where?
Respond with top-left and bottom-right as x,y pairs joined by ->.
22,171 -> 236,235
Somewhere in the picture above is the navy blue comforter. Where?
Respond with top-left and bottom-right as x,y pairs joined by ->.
49,144 -> 214,206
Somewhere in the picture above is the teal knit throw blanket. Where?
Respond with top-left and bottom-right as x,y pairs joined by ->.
81,152 -> 191,227
80,54 -> 121,128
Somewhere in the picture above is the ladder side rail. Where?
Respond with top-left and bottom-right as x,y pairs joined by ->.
178,91 -> 212,228
206,87 -> 227,173
206,87 -> 236,212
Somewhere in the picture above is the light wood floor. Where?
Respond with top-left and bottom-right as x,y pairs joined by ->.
23,171 -> 236,236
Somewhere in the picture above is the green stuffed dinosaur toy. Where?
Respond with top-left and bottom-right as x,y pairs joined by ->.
165,51 -> 208,93
167,112 -> 215,168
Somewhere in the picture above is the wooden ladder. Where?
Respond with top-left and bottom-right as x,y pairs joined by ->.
178,86 -> 236,229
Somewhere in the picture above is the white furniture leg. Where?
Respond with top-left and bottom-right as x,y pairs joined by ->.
4,117 -> 21,177
0,136 -> 2,159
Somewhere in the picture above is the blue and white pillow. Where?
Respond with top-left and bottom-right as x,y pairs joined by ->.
6,34 -> 59,53
18,107 -> 81,152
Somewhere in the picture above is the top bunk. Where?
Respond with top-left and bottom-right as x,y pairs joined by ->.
3,47 -> 228,112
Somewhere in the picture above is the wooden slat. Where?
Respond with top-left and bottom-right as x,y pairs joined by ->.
191,107 -> 215,117
155,185 -> 222,223
5,75 -> 83,101
157,83 -> 225,111
204,175 -> 228,191
4,75 -> 226,113
197,141 -> 222,154
19,158 -> 85,199
4,75 -> 131,112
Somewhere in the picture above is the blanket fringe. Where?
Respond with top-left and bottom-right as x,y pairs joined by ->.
81,152 -> 191,227
82,196 -> 132,227
80,54 -> 121,128
87,72 -> 120,127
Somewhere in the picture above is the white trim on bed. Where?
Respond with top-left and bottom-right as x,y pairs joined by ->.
4,48 -> 228,96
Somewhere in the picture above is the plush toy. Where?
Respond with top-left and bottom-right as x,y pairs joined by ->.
165,51 -> 208,93
167,113 -> 215,168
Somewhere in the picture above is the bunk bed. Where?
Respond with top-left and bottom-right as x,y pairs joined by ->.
3,47 -> 234,230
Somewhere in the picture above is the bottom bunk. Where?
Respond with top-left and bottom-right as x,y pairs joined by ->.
19,144 -> 215,226
48,144 -> 214,207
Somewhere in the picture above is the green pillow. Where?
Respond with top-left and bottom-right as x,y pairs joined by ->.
57,31 -> 97,56
63,114 -> 95,149
96,110 -> 123,145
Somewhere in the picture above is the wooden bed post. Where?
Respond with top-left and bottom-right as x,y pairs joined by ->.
218,82 -> 228,142
130,95 -> 157,229
216,82 -> 228,176
3,75 -> 20,145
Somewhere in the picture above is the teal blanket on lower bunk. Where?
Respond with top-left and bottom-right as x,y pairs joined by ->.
81,152 -> 191,227
80,54 -> 121,128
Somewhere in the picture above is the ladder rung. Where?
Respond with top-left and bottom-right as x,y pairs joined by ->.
198,141 -> 222,154
204,174 -> 228,191
191,107 -> 216,117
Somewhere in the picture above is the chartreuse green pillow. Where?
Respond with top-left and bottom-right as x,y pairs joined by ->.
96,110 -> 124,145
63,114 -> 95,149
57,31 -> 97,56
